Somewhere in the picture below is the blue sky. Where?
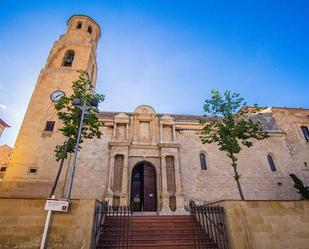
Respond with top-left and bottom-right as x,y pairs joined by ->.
0,0 -> 308,147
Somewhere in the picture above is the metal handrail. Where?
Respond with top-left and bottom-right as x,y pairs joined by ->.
199,206 -> 224,234
189,200 -> 229,249
93,203 -> 133,249
92,200 -> 108,249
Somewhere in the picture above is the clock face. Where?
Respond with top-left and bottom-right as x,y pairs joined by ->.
50,90 -> 65,102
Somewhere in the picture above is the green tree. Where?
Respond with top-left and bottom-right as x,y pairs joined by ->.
289,174 -> 309,199
49,70 -> 104,197
200,90 -> 269,200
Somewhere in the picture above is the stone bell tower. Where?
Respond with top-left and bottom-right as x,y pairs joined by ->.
0,15 -> 101,198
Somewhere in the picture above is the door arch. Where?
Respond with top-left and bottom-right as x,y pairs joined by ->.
130,162 -> 157,212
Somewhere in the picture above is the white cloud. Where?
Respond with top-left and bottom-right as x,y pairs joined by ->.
0,104 -> 6,110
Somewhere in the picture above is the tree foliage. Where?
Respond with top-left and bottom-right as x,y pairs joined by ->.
289,174 -> 309,199
200,90 -> 269,199
54,70 -> 105,161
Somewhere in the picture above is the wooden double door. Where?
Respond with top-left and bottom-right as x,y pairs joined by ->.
130,162 -> 157,212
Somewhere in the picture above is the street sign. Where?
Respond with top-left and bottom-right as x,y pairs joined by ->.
45,199 -> 70,212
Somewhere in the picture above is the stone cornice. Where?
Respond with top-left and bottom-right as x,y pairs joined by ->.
158,142 -> 180,148
108,141 -> 130,148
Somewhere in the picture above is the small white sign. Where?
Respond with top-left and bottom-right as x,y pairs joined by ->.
45,199 -> 70,212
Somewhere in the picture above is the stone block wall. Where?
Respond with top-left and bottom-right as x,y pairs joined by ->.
219,200 -> 309,249
178,128 -> 306,202
0,198 -> 96,249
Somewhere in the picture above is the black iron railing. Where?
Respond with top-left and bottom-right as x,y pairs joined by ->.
105,205 -> 133,249
189,200 -> 229,249
92,200 -> 109,249
92,201 -> 133,249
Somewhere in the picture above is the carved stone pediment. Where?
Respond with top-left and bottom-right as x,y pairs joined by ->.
114,113 -> 129,123
160,115 -> 175,125
134,105 -> 156,114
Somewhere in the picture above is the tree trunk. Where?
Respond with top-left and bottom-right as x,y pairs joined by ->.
49,139 -> 70,197
232,163 -> 245,200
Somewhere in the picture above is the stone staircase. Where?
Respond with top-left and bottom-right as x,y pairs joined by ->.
97,215 -> 218,249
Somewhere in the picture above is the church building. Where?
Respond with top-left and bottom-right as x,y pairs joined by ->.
1,15 -> 309,215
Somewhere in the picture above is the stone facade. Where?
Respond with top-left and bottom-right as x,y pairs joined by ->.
0,198 -> 95,249
0,16 -> 309,215
0,119 -> 10,138
0,15 -> 100,198
219,200 -> 309,249
0,145 -> 12,181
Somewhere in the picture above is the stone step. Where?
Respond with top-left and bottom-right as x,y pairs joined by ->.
103,226 -> 196,232
100,237 -> 198,244
100,233 -> 207,239
97,242 -> 217,249
97,215 -> 217,249
106,217 -> 192,223
107,220 -> 193,224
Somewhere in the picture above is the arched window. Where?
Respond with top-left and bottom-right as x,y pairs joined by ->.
199,153 -> 207,170
62,50 -> 75,67
76,22 -> 82,29
300,126 -> 309,142
267,154 -> 277,172
87,25 -> 92,34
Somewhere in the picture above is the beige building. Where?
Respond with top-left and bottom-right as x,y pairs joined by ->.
0,118 -> 10,138
0,119 -> 12,180
0,145 -> 12,181
0,15 -> 309,214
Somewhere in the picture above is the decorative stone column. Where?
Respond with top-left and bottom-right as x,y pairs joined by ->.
105,154 -> 115,204
172,124 -> 176,142
133,115 -> 138,142
113,123 -> 117,140
125,123 -> 129,140
160,155 -> 172,214
174,155 -> 186,214
160,124 -> 163,143
120,154 -> 129,206
151,115 -> 156,143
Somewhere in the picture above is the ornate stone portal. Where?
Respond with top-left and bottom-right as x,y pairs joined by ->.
105,105 -> 186,214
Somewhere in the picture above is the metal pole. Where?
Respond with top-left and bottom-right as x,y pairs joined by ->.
40,195 -> 55,249
66,98 -> 87,199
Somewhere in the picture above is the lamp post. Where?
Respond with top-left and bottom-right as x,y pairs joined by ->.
65,96 -> 99,200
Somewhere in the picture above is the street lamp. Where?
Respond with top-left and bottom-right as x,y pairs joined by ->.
65,96 -> 99,200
